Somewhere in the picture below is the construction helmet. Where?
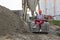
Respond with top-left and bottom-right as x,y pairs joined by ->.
38,9 -> 42,13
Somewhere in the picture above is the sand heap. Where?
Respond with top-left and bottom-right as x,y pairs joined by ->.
0,5 -> 29,35
0,5 -> 60,40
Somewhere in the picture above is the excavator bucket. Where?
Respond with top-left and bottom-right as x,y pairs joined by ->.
27,15 -> 50,34
29,21 -> 50,34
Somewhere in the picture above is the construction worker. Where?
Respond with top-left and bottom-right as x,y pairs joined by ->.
33,9 -> 44,31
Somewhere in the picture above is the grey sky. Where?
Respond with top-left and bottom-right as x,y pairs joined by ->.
0,0 -> 60,15
0,0 -> 22,10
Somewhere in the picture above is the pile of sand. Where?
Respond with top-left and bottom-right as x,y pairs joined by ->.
0,5 -> 60,40
0,5 -> 29,35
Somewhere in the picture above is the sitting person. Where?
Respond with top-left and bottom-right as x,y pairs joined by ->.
33,9 -> 44,31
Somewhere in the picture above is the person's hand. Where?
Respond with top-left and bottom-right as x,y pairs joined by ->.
37,18 -> 39,20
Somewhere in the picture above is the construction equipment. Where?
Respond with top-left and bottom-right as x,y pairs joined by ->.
22,0 -> 38,21
22,0 -> 50,34
27,16 -> 50,34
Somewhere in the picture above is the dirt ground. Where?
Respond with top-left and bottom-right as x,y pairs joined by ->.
0,5 -> 60,40
0,33 -> 60,40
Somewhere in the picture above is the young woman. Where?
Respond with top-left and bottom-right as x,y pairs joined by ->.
34,10 -> 44,31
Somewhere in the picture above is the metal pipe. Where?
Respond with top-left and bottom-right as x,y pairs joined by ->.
22,0 -> 27,21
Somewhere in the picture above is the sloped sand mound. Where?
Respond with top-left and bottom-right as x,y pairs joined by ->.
0,5 -> 60,40
0,5 -> 29,35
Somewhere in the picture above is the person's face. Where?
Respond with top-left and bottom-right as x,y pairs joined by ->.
39,12 -> 42,15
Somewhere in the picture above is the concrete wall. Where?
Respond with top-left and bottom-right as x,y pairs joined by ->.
40,0 -> 60,20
